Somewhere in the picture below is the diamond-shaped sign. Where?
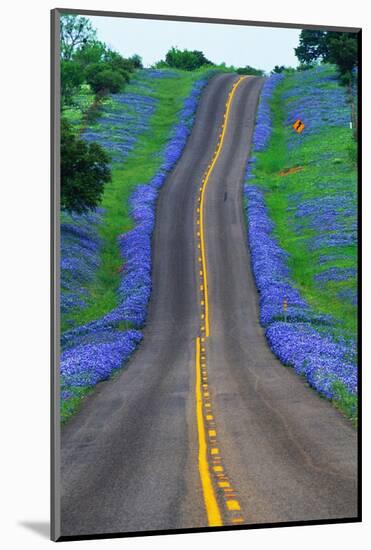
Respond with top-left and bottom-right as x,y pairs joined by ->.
293,119 -> 305,133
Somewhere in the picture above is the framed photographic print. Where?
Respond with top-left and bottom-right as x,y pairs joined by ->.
51,8 -> 361,541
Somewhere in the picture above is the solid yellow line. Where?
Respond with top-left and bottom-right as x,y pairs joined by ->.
199,76 -> 247,337
195,337 -> 222,526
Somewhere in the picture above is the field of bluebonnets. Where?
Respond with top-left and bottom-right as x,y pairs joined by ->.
245,64 -> 358,421
60,67 -> 219,420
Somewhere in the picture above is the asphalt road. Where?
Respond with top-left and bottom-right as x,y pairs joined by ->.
60,74 -> 358,538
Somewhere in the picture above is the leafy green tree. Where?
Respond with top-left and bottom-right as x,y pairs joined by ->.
272,65 -> 284,74
271,65 -> 295,74
61,60 -> 84,105
163,47 -> 213,71
129,54 -> 143,68
103,50 -> 135,75
60,15 -> 97,60
295,30 -> 330,64
72,40 -> 107,69
326,33 -> 358,79
85,65 -> 126,95
295,30 -> 358,77
236,65 -> 264,76
153,60 -> 168,69
61,119 -> 111,213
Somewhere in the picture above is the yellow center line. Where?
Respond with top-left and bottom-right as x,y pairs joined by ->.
195,77 -> 247,528
199,76 -> 247,338
195,337 -> 222,526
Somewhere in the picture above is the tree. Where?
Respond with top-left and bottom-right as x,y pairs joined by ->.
163,47 -> 214,71
294,30 -> 329,65
88,69 -> 126,95
326,33 -> 358,79
72,40 -> 107,69
60,15 -> 97,60
61,119 -> 111,213
61,60 -> 84,105
103,50 -> 135,75
271,65 -> 295,74
85,63 -> 127,94
295,30 -> 358,77
236,65 -> 264,76
129,54 -> 143,69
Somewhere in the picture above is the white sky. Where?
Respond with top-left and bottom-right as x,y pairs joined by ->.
87,15 -> 301,73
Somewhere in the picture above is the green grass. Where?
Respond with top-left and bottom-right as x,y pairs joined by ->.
332,382 -> 358,426
253,76 -> 357,336
61,67 -> 225,332
251,70 -> 357,420
60,385 -> 94,423
60,364 -> 126,423
62,83 -> 95,128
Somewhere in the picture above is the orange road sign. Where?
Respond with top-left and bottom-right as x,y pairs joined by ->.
293,119 -> 305,133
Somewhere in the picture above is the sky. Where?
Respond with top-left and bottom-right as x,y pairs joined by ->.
87,15 -> 301,73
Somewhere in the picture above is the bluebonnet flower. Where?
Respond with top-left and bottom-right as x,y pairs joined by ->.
266,322 -> 357,397
81,92 -> 157,164
337,288 -> 357,306
140,69 -> 178,79
315,267 -> 356,284
60,209 -> 102,317
283,65 -> 350,149
61,330 -> 143,390
61,71 -> 214,402
292,194 -> 357,253
244,71 -> 357,400
253,74 -> 284,151
245,185 -> 333,327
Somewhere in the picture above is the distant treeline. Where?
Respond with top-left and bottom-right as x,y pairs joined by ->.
60,17 -> 358,214
60,15 -> 269,106
153,46 -> 265,76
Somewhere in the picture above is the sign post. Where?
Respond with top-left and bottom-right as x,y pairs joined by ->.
283,298 -> 287,322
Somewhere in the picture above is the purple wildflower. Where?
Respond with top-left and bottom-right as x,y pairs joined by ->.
244,72 -> 357,398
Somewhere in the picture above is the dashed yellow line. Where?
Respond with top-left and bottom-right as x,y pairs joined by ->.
195,337 -> 222,526
195,77 -> 247,528
198,76 -> 247,338
226,500 -> 241,511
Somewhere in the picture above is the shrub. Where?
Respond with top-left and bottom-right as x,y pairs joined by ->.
297,62 -> 316,71
61,60 -> 85,105
104,50 -> 135,75
72,40 -> 107,69
272,65 -> 295,74
86,66 -> 125,94
129,54 -> 143,68
237,65 -> 264,76
164,47 -> 213,71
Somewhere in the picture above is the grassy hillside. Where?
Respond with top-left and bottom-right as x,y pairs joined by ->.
60,68 -> 222,421
62,69 -> 212,332
246,65 -> 357,422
